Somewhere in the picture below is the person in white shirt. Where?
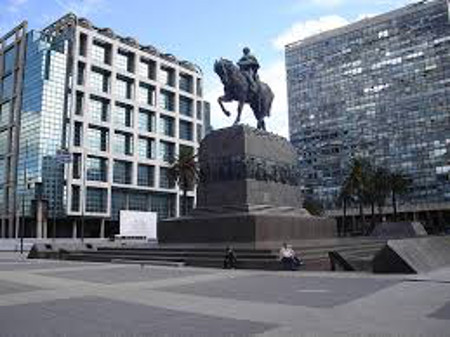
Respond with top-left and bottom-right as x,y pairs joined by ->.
279,243 -> 303,270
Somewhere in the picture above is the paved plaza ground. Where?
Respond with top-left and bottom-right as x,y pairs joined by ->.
0,252 -> 449,336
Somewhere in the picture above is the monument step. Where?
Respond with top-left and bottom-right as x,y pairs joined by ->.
91,249 -> 277,260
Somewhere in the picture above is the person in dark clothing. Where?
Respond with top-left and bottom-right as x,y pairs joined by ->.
223,246 -> 237,269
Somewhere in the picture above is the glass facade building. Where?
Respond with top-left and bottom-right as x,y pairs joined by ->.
286,0 -> 450,225
0,13 -> 211,238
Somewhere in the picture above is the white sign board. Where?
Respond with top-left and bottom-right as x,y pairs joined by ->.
119,210 -> 157,240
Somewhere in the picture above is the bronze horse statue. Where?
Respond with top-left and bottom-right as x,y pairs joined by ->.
214,58 -> 274,130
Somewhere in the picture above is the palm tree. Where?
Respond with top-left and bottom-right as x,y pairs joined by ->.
389,172 -> 410,221
373,167 -> 391,221
337,176 -> 353,236
168,147 -> 198,216
364,166 -> 391,234
346,157 -> 370,232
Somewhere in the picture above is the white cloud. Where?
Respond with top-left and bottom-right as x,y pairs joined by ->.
259,61 -> 289,138
272,15 -> 349,50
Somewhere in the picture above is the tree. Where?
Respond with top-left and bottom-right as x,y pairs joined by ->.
337,176 -> 353,235
364,166 -> 391,234
168,147 -> 198,216
389,172 -> 410,221
345,157 -> 370,232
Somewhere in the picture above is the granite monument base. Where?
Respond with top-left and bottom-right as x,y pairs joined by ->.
159,206 -> 336,244
159,125 -> 336,244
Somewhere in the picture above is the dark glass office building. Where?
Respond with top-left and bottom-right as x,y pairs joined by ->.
286,0 -> 450,229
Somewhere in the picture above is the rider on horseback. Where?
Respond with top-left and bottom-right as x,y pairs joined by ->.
237,47 -> 260,96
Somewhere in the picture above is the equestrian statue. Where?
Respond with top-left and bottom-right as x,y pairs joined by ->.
214,47 -> 274,131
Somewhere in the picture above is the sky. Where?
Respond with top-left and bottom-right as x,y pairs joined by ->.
0,0 -> 418,138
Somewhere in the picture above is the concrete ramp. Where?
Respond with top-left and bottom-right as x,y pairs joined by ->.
373,236 -> 450,274
371,221 -> 427,238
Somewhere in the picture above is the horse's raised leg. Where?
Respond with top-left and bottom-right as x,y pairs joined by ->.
218,95 -> 231,117
234,100 -> 244,125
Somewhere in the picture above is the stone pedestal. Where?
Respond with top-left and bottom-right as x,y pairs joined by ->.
159,125 -> 336,243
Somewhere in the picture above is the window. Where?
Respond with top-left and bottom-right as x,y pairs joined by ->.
138,164 -> 155,187
159,66 -> 175,87
72,153 -> 81,179
87,127 -> 108,152
196,101 -> 202,120
117,49 -> 134,72
79,33 -> 87,57
0,130 -> 8,155
179,120 -> 193,141
159,141 -> 175,162
159,89 -> 175,111
113,160 -> 132,184
91,40 -> 111,64
115,75 -> 133,99
113,131 -> 133,155
112,190 -> 127,220
138,137 -> 155,159
114,103 -> 133,128
86,187 -> 107,213
1,74 -> 14,100
159,115 -> 174,137
74,122 -> 83,147
71,185 -> 80,212
179,73 -> 193,93
0,101 -> 10,127
138,109 -> 155,133
159,167 -> 175,188
129,193 -> 149,211
137,82 -> 155,105
86,156 -> 108,181
179,96 -> 193,117
139,58 -> 156,79
75,92 -> 84,116
90,67 -> 110,93
89,96 -> 109,123
150,193 -> 175,219
77,61 -> 86,85
3,47 -> 15,74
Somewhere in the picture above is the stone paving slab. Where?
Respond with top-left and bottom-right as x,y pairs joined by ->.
160,273 -> 400,308
0,261 -> 85,271
40,265 -> 214,284
0,279 -> 41,296
429,300 -> 450,320
0,254 -> 449,336
0,296 -> 276,337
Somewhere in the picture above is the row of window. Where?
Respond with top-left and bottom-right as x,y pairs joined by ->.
71,185 -> 177,218
78,33 -> 202,96
71,158 -> 176,188
75,70 -> 201,118
73,120 -> 199,155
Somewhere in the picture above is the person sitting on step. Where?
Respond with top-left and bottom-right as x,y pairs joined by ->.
223,246 -> 237,269
279,243 -> 303,270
